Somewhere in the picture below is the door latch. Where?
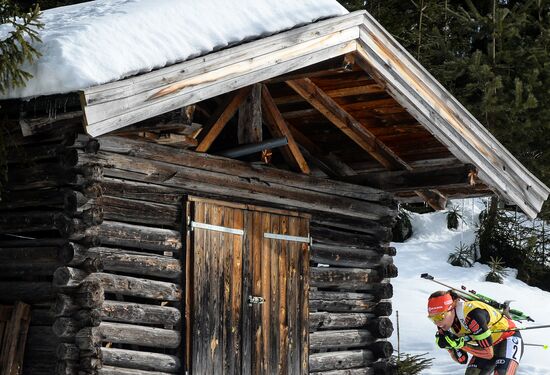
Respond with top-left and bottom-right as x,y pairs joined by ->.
248,295 -> 265,306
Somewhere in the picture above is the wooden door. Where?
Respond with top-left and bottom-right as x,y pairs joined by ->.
187,197 -> 309,375
249,210 -> 310,375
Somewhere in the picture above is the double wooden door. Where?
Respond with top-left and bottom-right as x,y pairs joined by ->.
186,197 -> 310,375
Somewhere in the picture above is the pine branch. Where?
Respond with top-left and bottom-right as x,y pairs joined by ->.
0,1 -> 44,94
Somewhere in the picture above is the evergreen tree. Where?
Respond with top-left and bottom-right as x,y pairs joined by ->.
337,0 -> 550,219
0,0 -> 43,93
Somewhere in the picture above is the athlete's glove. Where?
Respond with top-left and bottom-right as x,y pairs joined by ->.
436,330 -> 465,349
448,348 -> 468,364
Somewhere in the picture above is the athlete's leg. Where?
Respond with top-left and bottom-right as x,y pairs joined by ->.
494,333 -> 524,375
465,356 -> 494,375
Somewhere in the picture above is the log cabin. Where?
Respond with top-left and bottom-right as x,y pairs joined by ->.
0,1 -> 548,374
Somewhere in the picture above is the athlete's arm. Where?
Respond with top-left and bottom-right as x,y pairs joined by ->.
462,308 -> 494,359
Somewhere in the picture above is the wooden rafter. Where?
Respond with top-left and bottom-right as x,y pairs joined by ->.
274,81 -> 383,105
344,164 -> 477,192
285,77 -> 450,210
261,85 -> 310,174
414,190 -> 448,209
286,123 -> 356,178
195,87 -> 251,152
286,78 -> 407,171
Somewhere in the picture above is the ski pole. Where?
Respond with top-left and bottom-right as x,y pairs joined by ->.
524,343 -> 548,349
523,343 -> 548,350
492,324 -> 550,334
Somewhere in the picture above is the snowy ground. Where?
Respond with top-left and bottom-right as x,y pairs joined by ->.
390,199 -> 550,374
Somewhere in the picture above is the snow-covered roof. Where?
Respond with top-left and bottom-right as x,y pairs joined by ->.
0,0 -> 347,99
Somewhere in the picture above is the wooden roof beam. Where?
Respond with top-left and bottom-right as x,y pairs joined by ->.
261,85 -> 311,174
274,81 -> 384,105
285,78 -> 453,209
266,54 -> 356,84
195,87 -> 251,152
344,164 -> 477,192
413,190 -> 448,210
285,78 -> 407,171
285,122 -> 356,178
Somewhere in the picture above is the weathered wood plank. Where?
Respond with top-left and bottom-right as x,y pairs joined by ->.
309,290 -> 377,312
69,245 -> 181,279
53,267 -> 182,301
86,178 -> 183,205
311,244 -> 386,268
310,329 -> 375,350
309,368 -> 374,375
82,14 -> 365,135
101,348 -> 180,373
75,221 -> 181,253
84,35 -> 358,136
309,349 -> 374,372
310,267 -> 396,289
96,135 -> 390,203
311,223 -> 395,256
19,111 -> 83,136
78,150 -> 393,221
0,188 -> 85,212
97,196 -> 181,227
76,322 -> 180,350
309,313 -> 393,338
101,300 -> 181,325
98,366 -> 176,375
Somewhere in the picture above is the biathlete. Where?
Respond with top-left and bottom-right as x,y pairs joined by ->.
427,290 -> 523,374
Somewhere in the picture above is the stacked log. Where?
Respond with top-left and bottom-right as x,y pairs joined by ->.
1,123 -> 398,374
309,221 -> 397,375
1,117 -> 97,375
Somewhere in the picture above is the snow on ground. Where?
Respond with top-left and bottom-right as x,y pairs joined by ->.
0,0 -> 347,99
390,199 -> 550,374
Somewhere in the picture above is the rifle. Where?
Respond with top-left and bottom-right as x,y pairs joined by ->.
421,273 -> 534,322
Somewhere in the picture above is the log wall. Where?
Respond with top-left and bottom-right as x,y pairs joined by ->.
1,119 -> 397,374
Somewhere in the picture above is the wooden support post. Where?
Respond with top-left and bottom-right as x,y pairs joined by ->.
196,87 -> 251,152
238,83 -> 262,144
0,302 -> 31,375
